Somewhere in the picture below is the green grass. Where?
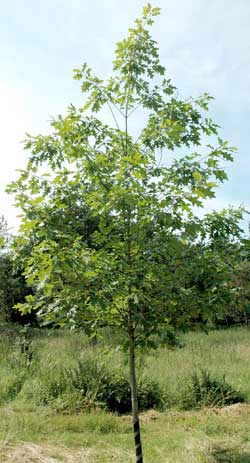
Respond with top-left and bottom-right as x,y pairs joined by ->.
145,328 -> 250,403
1,405 -> 250,461
1,326 -> 250,461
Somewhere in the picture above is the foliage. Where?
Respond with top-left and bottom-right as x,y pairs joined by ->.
1,328 -> 250,412
7,6 -> 244,344
16,350 -> 163,413
0,253 -> 35,325
0,215 -> 9,249
6,4 -> 246,461
50,390 -> 98,415
180,370 -> 244,410
0,215 -> 35,325
67,357 -> 163,413
208,236 -> 250,327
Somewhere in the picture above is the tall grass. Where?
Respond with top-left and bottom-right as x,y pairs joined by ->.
145,327 -> 250,403
0,327 -> 249,410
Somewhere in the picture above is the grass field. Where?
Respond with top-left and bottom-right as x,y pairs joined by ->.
146,328 -> 250,403
1,403 -> 250,462
1,327 -> 250,462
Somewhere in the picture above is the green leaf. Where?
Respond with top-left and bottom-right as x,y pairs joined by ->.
192,171 -> 202,182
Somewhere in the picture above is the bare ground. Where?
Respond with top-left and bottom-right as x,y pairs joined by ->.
0,443 -> 108,463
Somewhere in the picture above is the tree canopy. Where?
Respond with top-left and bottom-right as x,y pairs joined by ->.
9,6 -> 243,334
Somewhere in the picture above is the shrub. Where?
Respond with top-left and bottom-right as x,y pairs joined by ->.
50,391 -> 98,414
98,371 -> 131,413
66,357 -> 164,414
137,375 -> 164,411
180,370 -> 244,410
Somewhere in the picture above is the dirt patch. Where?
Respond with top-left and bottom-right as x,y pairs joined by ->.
208,403 -> 250,417
140,409 -> 161,422
0,443 -> 132,463
121,403 -> 250,424
121,409 -> 161,423
0,407 -> 15,416
0,443 -> 91,463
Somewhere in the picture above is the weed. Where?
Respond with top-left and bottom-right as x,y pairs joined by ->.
180,370 -> 244,409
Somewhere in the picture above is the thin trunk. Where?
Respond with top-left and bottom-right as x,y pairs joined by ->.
129,332 -> 144,463
125,97 -> 143,462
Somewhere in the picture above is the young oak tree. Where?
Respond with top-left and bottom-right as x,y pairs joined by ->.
8,4 -> 244,462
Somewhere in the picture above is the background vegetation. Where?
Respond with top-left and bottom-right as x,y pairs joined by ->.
1,328 -> 250,462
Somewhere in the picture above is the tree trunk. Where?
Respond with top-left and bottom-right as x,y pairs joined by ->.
129,333 -> 144,463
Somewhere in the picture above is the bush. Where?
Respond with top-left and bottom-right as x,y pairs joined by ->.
180,370 -> 244,410
50,391 -> 97,414
98,371 -> 131,413
66,356 -> 164,414
17,352 -> 164,414
137,375 -> 164,411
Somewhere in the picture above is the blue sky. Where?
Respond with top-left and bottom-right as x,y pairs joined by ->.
1,0 -> 249,231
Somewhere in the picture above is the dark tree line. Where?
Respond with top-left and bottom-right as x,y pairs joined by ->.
0,216 -> 35,326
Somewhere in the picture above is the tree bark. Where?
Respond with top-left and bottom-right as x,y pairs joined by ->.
129,332 -> 144,463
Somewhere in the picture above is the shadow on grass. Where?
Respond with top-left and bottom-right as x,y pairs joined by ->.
212,449 -> 250,462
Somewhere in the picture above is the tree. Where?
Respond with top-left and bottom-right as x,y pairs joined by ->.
8,5 -> 244,461
0,253 -> 35,325
186,208 -> 247,327
0,216 -> 34,325
214,233 -> 250,326
0,215 -> 9,249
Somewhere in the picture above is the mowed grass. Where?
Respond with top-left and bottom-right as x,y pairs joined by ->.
1,327 -> 250,462
1,405 -> 250,462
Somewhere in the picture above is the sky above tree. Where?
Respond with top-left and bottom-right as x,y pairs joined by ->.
0,0 -> 249,230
